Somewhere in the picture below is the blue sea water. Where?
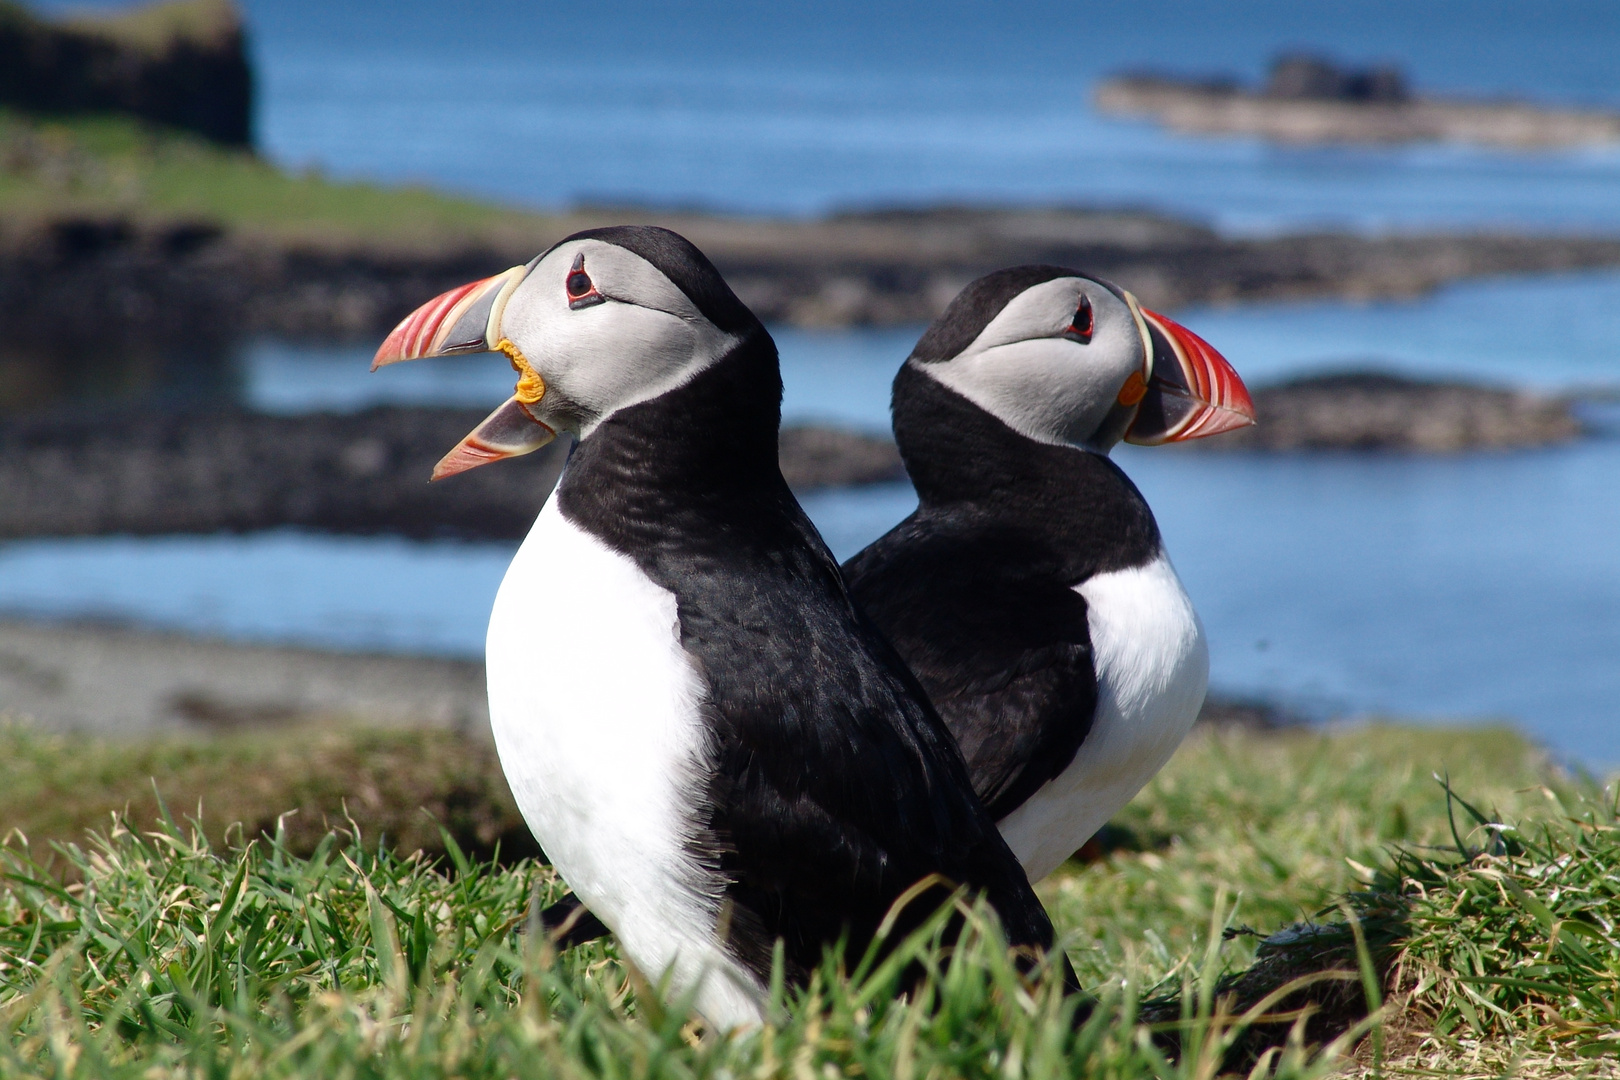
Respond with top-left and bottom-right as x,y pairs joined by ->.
245,0 -> 1620,234
31,0 -> 1620,231
5,276 -> 1619,759
8,1 -> 1620,757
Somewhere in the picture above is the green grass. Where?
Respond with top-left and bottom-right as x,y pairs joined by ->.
2,719 -> 1618,1077
0,109 -> 560,251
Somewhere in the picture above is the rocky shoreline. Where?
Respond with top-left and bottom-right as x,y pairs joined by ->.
0,616 -> 1289,739
0,406 -> 901,541
0,374 -> 1588,542
1197,372 -> 1583,453
1095,67 -> 1620,148
7,207 -> 1620,391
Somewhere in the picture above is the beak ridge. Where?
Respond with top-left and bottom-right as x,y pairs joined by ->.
371,265 -> 527,371
1126,308 -> 1255,445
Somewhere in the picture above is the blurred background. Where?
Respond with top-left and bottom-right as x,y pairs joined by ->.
1,0 -> 1617,762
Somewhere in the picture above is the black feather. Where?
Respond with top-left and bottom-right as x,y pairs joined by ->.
556,330 -> 1057,984
843,362 -> 1161,820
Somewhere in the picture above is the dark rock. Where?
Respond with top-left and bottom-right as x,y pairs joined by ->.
0,405 -> 562,541
1264,54 -> 1408,104
778,425 -> 905,489
1195,370 -> 1582,453
0,0 -> 253,147
1196,694 -> 1307,730
8,208 -> 1620,415
1096,69 -> 1620,147
0,408 -> 905,541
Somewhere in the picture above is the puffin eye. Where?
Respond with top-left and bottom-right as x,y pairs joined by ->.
1063,295 -> 1094,344
565,254 -> 603,308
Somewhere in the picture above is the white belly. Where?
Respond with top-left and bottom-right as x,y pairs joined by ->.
485,496 -> 765,1029
996,551 -> 1208,881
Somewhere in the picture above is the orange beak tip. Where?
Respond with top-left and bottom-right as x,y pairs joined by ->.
371,320 -> 417,371
429,442 -> 498,482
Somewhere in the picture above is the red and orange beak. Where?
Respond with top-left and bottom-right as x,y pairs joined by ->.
371,266 -> 558,480
372,265 -> 526,371
1124,308 -> 1256,445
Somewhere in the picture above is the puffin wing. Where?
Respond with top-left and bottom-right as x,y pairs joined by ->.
691,511 -> 1059,982
843,510 -> 1100,822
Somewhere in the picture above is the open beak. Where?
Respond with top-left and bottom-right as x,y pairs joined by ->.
1124,308 -> 1256,445
371,266 -> 558,480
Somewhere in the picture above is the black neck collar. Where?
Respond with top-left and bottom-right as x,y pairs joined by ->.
891,360 -> 1162,571
556,330 -> 795,540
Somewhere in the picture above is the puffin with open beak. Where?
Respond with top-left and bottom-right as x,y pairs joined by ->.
842,266 -> 1255,883
373,229 -> 1066,1030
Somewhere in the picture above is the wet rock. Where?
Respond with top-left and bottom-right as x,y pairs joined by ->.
5,209 -> 1620,394
0,408 -> 905,541
0,617 -> 490,738
1196,694 -> 1307,730
1263,54 -> 1409,104
1096,64 -> 1620,148
0,0 -> 253,147
1201,371 -> 1583,453
778,425 -> 905,489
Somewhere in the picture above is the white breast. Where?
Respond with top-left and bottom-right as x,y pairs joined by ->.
485,495 -> 766,1029
995,551 -> 1208,881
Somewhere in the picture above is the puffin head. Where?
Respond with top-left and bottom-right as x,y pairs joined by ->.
906,266 -> 1254,451
372,225 -> 760,479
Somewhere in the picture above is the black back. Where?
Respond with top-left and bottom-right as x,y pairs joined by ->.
843,362 -> 1161,821
554,328 -> 1056,983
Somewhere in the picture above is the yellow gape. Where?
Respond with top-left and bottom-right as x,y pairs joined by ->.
496,338 -> 546,405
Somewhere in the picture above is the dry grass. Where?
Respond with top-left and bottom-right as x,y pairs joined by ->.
0,720 -> 534,868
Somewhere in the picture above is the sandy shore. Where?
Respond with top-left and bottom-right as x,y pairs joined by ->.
0,617 -> 1295,739
0,618 -> 490,739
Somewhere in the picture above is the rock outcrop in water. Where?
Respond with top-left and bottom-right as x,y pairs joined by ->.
0,0 -> 252,146
1095,54 -> 1620,148
1202,371 -> 1583,453
0,375 -> 1586,542
7,207 -> 1620,415
0,407 -> 899,541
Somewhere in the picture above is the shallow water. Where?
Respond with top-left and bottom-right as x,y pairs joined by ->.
4,432 -> 1617,761
10,0 -> 1620,757
7,273 -> 1617,761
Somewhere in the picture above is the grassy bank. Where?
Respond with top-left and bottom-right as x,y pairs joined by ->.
0,109 -> 557,251
3,719 -> 1617,1076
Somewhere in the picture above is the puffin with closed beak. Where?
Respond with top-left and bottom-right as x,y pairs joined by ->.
372,228 -> 1063,1030
843,266 -> 1255,883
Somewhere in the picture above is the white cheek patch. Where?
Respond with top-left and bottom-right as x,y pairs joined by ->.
498,241 -> 743,435
929,339 -> 1116,447
919,278 -> 1147,448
